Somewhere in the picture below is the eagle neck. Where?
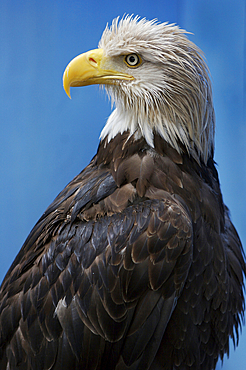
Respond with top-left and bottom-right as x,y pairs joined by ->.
97,131 -> 185,167
99,106 -> 211,164
100,107 -> 154,148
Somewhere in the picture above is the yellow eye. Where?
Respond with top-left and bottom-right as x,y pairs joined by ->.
124,54 -> 141,67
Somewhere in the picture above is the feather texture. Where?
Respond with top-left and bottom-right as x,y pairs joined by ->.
0,133 -> 244,369
0,15 -> 245,370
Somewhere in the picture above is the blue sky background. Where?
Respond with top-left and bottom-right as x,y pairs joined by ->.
0,1 -> 245,368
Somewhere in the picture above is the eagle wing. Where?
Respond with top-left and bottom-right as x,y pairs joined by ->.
0,156 -> 193,370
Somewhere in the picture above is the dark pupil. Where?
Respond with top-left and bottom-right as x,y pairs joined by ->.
129,55 -> 137,64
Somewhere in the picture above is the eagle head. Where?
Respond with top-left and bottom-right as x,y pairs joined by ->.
63,15 -> 215,162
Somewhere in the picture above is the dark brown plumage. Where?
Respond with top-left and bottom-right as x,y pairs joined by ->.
0,15 -> 245,370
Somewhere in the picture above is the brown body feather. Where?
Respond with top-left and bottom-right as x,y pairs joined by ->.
0,133 -> 245,369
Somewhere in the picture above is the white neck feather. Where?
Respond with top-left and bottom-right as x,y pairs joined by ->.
100,107 -> 154,147
100,104 -> 198,160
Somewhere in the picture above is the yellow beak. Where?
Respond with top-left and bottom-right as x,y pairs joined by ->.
63,48 -> 134,98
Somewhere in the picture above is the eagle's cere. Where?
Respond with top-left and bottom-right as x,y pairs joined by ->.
0,15 -> 245,370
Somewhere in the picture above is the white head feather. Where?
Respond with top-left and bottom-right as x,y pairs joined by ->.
99,15 -> 215,163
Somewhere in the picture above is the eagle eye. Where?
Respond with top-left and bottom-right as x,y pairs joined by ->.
124,54 -> 141,67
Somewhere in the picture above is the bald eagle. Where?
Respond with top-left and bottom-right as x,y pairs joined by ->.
0,15 -> 245,370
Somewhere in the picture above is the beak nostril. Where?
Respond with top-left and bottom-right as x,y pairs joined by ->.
89,57 -> 97,65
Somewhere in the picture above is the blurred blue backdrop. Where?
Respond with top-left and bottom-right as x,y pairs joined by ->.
0,1 -> 245,368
